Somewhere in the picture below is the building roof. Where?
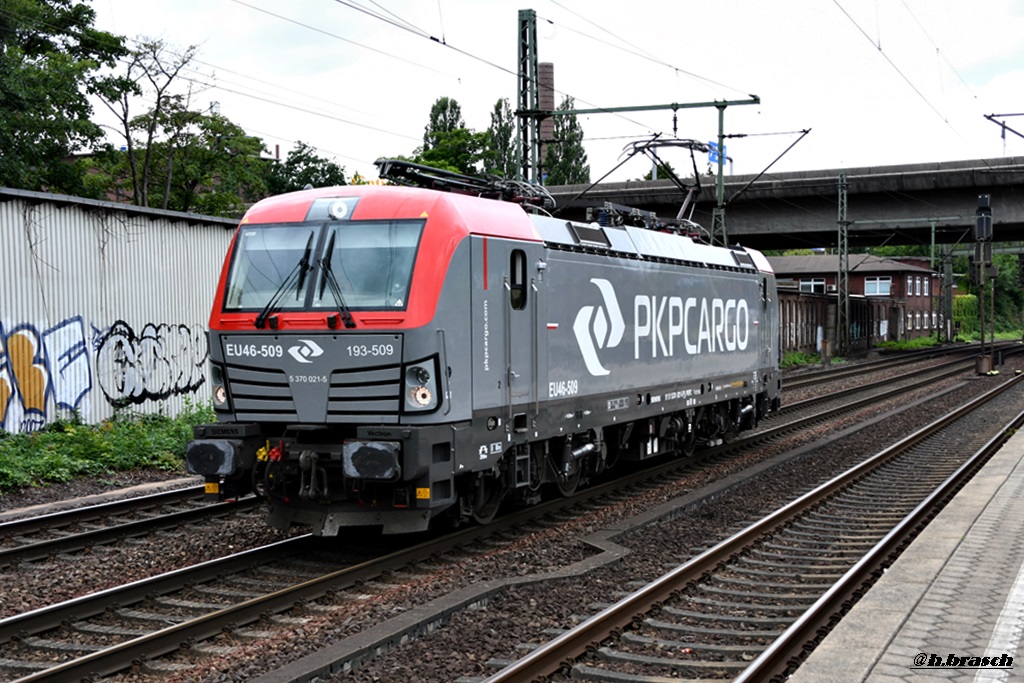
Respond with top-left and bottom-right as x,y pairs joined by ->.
0,186 -> 238,229
767,254 -> 935,276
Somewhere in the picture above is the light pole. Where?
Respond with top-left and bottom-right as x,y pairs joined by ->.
974,194 -> 992,373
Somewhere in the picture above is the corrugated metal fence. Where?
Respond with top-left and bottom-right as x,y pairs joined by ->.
1,188 -> 236,434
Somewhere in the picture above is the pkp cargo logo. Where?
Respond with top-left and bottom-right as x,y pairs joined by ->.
288,339 -> 324,364
573,278 -> 625,376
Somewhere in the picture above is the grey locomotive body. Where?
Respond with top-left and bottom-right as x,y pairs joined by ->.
186,183 -> 780,535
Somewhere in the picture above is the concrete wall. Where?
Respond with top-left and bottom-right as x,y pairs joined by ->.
0,188 -> 236,433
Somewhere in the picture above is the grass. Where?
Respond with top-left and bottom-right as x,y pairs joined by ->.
781,348 -> 854,367
875,335 -> 941,351
953,329 -> 1024,343
0,399 -> 215,493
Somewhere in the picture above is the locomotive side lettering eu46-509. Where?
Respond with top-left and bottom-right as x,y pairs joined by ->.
186,172 -> 781,535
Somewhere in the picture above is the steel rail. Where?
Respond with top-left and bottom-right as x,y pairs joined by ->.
4,499 -> 557,683
0,485 -> 203,535
0,496 -> 259,567
0,535 -> 314,643
479,372 -> 1024,682
782,341 -> 1012,389
779,356 -> 974,414
735,384 -> 1024,683
0,359 -> 989,680
755,359 -> 971,441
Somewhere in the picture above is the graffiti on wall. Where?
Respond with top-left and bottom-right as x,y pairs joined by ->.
0,318 -> 207,433
94,321 -> 208,405
0,317 -> 92,433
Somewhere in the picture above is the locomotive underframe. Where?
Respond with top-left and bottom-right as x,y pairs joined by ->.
191,370 -> 778,535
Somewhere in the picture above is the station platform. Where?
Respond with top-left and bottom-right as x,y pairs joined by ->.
787,427 -> 1024,682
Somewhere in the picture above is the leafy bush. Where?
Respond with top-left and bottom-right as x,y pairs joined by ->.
953,294 -> 978,336
781,351 -> 821,368
875,335 -> 940,351
0,399 -> 215,493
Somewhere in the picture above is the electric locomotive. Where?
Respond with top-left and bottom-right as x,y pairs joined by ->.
186,161 -> 781,535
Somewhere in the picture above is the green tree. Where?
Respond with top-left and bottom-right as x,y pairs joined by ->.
869,245 -> 930,258
0,0 -> 128,193
151,111 -> 267,216
418,96 -> 483,175
542,95 -> 589,185
91,38 -> 270,216
266,141 -> 347,195
423,96 -> 463,148
953,293 -> 978,337
93,109 -> 268,217
641,160 -> 676,181
482,97 -> 516,178
94,39 -> 199,208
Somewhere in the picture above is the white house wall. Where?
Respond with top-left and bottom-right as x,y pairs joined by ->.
0,190 -> 236,434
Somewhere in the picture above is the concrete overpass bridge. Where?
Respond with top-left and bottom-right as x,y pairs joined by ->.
545,156 -> 1024,252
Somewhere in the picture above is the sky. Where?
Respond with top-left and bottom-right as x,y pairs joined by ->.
86,0 -> 1024,185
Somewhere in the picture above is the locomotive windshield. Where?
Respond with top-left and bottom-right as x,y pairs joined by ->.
223,220 -> 424,313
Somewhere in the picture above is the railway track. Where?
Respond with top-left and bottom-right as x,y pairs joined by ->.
781,341 -> 1015,391
0,486 -> 257,567
777,353 -> 981,419
0,349 -> 961,568
480,372 -> 1024,682
0,357 -> 995,680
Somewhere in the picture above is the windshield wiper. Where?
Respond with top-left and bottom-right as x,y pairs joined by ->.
254,231 -> 314,329
318,231 -> 356,329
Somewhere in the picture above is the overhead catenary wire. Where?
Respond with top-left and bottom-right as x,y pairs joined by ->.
105,41 -> 420,143
0,2 -> 417,163
11,0 -> 1016,185
329,0 -> 675,139
898,0 -> 977,97
541,2 -> 753,98
831,0 -> 955,128
226,0 -> 446,75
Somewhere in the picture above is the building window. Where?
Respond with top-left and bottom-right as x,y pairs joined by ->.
907,276 -> 914,296
799,278 -> 825,293
915,276 -> 922,296
907,312 -> 913,330
915,311 -> 921,329
865,276 -> 891,296
924,278 -> 930,297
933,312 -> 938,329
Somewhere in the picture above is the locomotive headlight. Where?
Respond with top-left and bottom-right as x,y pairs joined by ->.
404,362 -> 438,412
328,200 -> 349,220
409,385 -> 433,406
210,364 -> 230,409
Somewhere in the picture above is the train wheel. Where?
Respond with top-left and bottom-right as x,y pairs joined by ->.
555,467 -> 582,497
680,430 -> 697,458
470,474 -> 503,525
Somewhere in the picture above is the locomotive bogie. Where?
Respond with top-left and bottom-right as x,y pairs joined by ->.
186,183 -> 781,535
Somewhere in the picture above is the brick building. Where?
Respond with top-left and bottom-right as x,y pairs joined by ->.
769,254 -> 941,349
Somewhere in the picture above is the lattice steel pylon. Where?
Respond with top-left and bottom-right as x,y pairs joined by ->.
516,10 -> 540,183
836,171 -> 850,356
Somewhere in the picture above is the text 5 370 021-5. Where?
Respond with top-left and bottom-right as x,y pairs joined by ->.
289,374 -> 328,383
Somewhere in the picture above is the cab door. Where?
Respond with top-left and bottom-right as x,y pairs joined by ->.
504,245 -> 537,411
470,238 -> 540,420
